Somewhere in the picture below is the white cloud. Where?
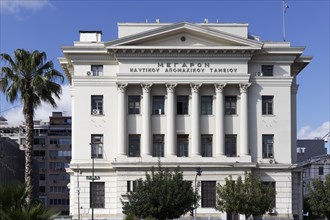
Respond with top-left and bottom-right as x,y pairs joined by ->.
0,0 -> 51,14
3,84 -> 71,125
298,121 -> 330,139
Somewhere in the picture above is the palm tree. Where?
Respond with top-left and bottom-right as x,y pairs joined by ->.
0,184 -> 59,220
0,49 -> 65,202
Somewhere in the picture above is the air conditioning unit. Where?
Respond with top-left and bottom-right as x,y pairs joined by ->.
269,159 -> 275,164
154,109 -> 162,115
92,109 -> 101,115
87,71 -> 91,76
269,208 -> 277,215
255,71 -> 263,76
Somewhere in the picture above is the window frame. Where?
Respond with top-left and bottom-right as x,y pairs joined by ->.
262,96 -> 274,115
201,96 -> 213,115
319,166 -> 324,175
201,134 -> 213,157
262,135 -> 274,158
153,134 -> 164,157
177,134 -> 189,157
152,96 -> 165,115
91,65 -> 103,76
177,95 -> 189,115
90,182 -> 105,208
91,95 -> 103,115
128,95 -> 141,114
128,134 -> 140,157
225,96 -> 237,115
261,65 -> 274,76
201,181 -> 216,208
91,134 -> 103,159
225,135 -> 237,157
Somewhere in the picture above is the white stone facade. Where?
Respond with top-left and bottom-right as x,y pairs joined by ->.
59,22 -> 311,219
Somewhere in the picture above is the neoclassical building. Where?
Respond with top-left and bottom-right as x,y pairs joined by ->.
59,22 -> 311,219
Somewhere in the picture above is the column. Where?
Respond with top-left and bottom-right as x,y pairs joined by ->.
239,83 -> 250,156
166,84 -> 177,156
141,84 -> 152,156
190,84 -> 201,156
215,84 -> 226,156
117,83 -> 127,156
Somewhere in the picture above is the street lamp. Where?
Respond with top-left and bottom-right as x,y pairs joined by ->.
91,143 -> 95,220
194,167 -> 202,220
77,169 -> 82,220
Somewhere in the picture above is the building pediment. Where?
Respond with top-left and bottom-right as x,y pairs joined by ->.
105,22 -> 262,50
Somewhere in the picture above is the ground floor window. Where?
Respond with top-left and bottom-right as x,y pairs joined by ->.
90,182 -> 105,208
201,181 -> 216,207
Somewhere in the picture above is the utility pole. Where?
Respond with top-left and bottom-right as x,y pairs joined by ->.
194,167 -> 202,220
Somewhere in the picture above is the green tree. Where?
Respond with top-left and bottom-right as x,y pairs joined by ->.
0,184 -> 59,220
216,173 -> 276,219
0,49 -> 65,202
306,174 -> 330,219
122,164 -> 198,220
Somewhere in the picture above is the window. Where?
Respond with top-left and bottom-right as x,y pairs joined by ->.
262,96 -> 274,115
177,96 -> 189,115
262,65 -> 274,76
201,135 -> 212,157
39,174 -> 46,181
91,65 -> 103,76
225,96 -> 237,115
128,96 -> 140,114
225,135 -> 237,157
201,96 -> 213,115
91,134 -> 103,159
262,135 -> 274,158
177,135 -> 188,157
39,186 -> 45,193
90,182 -> 105,208
91,95 -> 103,115
262,182 -> 276,208
153,134 -> 164,157
152,96 -> 165,115
201,181 -> 216,207
127,180 -> 137,192
319,166 -> 324,175
128,135 -> 140,157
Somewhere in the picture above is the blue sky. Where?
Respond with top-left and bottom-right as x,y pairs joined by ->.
0,0 -> 329,141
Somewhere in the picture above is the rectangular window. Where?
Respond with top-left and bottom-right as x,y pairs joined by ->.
201,135 -> 212,157
152,96 -> 165,115
91,65 -> 103,76
262,65 -> 274,76
128,96 -> 140,114
262,182 -> 276,208
177,135 -> 188,157
91,134 -> 103,159
177,96 -> 189,115
127,180 -> 137,192
90,182 -> 105,208
225,96 -> 237,115
201,96 -> 213,115
319,166 -> 324,175
262,135 -> 274,158
225,135 -> 237,157
153,134 -> 164,157
262,96 -> 274,115
201,181 -> 216,208
128,134 -> 140,157
91,95 -> 103,115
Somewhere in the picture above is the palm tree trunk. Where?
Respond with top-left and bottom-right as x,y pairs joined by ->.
24,100 -> 34,203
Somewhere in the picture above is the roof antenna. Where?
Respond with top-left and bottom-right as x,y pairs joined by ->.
156,19 -> 160,23
204,18 -> 208,23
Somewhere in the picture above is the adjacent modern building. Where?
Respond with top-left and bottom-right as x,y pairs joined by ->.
33,112 -> 72,215
59,22 -> 312,219
297,139 -> 327,162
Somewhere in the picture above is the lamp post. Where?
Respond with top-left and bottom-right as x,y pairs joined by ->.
77,169 -> 82,220
194,167 -> 202,220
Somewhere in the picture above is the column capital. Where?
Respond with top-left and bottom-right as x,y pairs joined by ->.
239,83 -> 251,93
214,83 -> 226,93
116,83 -> 128,92
190,83 -> 202,93
141,83 -> 152,93
165,83 -> 177,93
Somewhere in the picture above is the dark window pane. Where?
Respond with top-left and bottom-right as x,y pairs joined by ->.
90,182 -> 105,208
201,181 -> 216,207
262,96 -> 273,115
153,134 -> 164,157
225,135 -> 237,157
262,135 -> 274,158
91,65 -> 103,76
128,135 -> 140,157
153,96 -> 165,115
91,134 -> 103,158
262,65 -> 274,76
128,96 -> 140,114
91,95 -> 103,115
177,135 -> 188,157
201,96 -> 213,115
177,96 -> 189,115
201,135 -> 212,157
225,96 -> 237,115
